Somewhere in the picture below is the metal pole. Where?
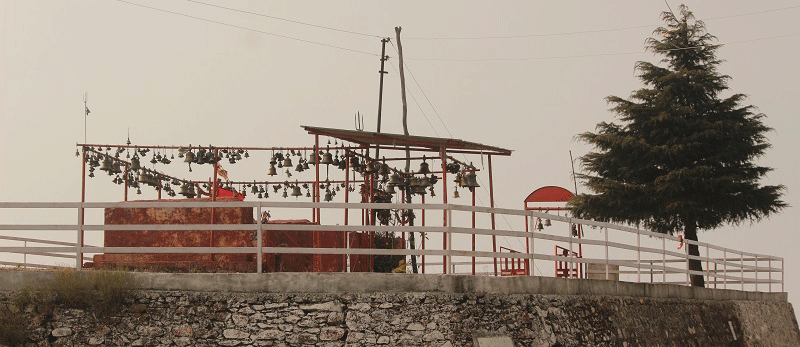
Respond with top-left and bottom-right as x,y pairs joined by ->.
447,206 -> 453,274
568,220 -> 574,278
24,241 -> 27,269
662,236 -> 666,283
78,147 -> 86,270
768,258 -> 771,292
754,255 -> 758,292
529,213 -> 536,277
723,250 -> 727,289
375,38 -> 388,159
685,239 -> 690,287
604,226 -> 609,280
781,258 -> 784,292
257,203 -> 262,273
705,244 -> 710,289
472,190 -> 476,276
636,227 -> 641,283
315,135 -> 320,224
440,147 -> 448,274
488,155 -> 497,276
740,251 -> 744,290
124,165 -> 129,201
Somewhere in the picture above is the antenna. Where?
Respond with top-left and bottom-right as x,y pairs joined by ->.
83,92 -> 90,143
569,150 -> 579,195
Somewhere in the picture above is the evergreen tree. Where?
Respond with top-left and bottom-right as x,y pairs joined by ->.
568,5 -> 786,287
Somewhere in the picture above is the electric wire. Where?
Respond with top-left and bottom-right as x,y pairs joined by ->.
112,0 -> 378,56
186,0 -> 382,38
405,5 -> 799,40
387,60 -> 440,137
404,33 -> 800,62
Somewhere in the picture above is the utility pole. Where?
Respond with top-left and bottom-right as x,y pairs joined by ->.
371,38 -> 390,228
395,26 -> 417,274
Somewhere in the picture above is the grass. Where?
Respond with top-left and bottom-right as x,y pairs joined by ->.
0,269 -> 137,345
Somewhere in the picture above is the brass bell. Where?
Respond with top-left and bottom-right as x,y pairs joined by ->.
308,152 -> 318,165
139,172 -> 150,186
295,163 -> 304,172
111,161 -> 123,174
379,163 -> 390,176
268,165 -> 277,176
291,185 -> 302,198
320,152 -> 334,165
338,158 -> 347,170
413,184 -> 427,195
454,173 -> 463,187
417,157 -> 431,175
285,169 -> 292,178
544,219 -> 552,227
130,156 -> 141,171
536,219 -> 544,231
453,188 -> 460,199
324,192 -> 333,202
418,176 -> 432,188
303,160 -> 311,170
388,174 -> 404,187
282,190 -> 288,198
184,151 -> 195,163
463,171 -> 480,190
386,184 -> 396,194
251,184 -> 259,194
99,156 -> 112,171
282,156 -> 293,168
364,161 -> 375,173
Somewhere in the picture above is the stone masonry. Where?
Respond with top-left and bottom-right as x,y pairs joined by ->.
4,290 -> 800,347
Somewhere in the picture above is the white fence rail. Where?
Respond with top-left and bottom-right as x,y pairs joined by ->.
0,201 -> 784,292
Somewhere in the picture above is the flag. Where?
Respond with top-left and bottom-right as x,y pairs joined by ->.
216,164 -> 229,181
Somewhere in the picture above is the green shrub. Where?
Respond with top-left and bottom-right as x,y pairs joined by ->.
15,269 -> 136,317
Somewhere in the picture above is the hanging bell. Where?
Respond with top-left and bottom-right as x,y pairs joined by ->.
417,158 -> 431,175
320,152 -> 334,165
99,156 -> 112,172
131,156 -> 141,171
244,150 -> 249,158
257,192 -> 263,199
184,151 -> 195,163
338,158 -> 347,170
308,152 -> 318,165
388,174 -> 404,187
429,187 -> 436,197
303,159 -> 311,171
332,154 -> 340,167
364,161 -> 375,174
291,185 -> 302,198
324,192 -> 333,202
386,184 -> 396,195
285,169 -> 292,178
536,219 -> 544,231
463,171 -> 480,190
544,219 -> 552,227
251,184 -> 259,194
419,176 -> 432,188
150,154 -> 158,164
453,188 -> 460,199
75,148 -> 80,157
282,156 -> 293,168
282,190 -> 288,198
379,163 -> 390,176
111,162 -> 123,174
268,165 -> 278,176
295,163 -> 304,172
136,188 -> 142,195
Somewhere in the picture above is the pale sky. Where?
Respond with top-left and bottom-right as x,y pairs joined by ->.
2,0 -> 798,312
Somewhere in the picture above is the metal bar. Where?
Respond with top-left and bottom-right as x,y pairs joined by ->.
636,227 -> 641,283
315,135 -> 320,224
754,255 -> 758,292
76,203 -> 83,270
662,236 -> 666,283
257,203 -> 262,274
604,226 -> 609,280
472,189 -> 476,275
488,155 -> 497,276
741,250 -> 745,290
447,206 -> 453,274
706,244 -> 710,289
723,250 -> 727,289
440,146 -> 448,274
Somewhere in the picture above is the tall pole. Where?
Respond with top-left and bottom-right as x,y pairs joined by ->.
396,26 -> 417,273
375,38 -> 389,158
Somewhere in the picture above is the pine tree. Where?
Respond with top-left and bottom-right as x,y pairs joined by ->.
568,5 -> 786,287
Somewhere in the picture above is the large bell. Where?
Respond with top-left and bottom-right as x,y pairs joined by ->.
131,156 -> 141,171
388,174 -> 404,187
308,152 -> 318,165
386,184 -> 397,195
99,156 -> 112,172
320,152 -> 334,165
338,158 -> 347,170
463,171 -> 480,190
291,185 -> 302,198
268,165 -> 278,176
282,156 -> 293,168
418,176 -> 432,188
111,161 -> 123,174
184,151 -> 195,163
417,160 -> 431,175
139,172 -> 151,186
379,163 -> 390,176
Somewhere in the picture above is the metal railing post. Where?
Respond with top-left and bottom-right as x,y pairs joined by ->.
76,203 -> 84,270
447,206 -> 453,275
568,219 -> 574,278
661,236 -> 666,283
705,244 -> 710,288
685,239 -> 690,287
768,257 -> 772,292
636,227 -> 641,283
781,258 -> 785,292
740,251 -> 744,290
604,226 -> 609,280
529,212 -> 535,277
24,240 -> 27,269
723,250 -> 727,289
257,203 -> 263,274
754,255 -> 758,292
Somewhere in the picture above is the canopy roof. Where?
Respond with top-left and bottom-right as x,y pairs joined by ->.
302,126 -> 512,156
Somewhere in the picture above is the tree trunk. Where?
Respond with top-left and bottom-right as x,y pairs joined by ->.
395,26 -> 417,274
685,221 -> 705,287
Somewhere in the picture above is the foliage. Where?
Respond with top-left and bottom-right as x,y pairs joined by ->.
14,269 -> 136,317
0,303 -> 27,346
568,5 -> 785,286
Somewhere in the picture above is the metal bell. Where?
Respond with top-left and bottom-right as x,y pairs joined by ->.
417,160 -> 431,175
291,185 -> 302,198
184,151 -> 195,163
308,152 -> 318,165
453,188 -> 460,199
320,152 -> 334,165
131,156 -> 141,171
99,157 -> 112,171
324,192 -> 333,202
544,219 -> 552,227
282,190 -> 288,198
251,184 -> 259,194
463,171 -> 480,189
379,163 -> 390,176
338,158 -> 347,170
303,160 -> 311,170
388,174 -> 404,187
282,156 -> 293,168
268,165 -> 278,176
386,184 -> 396,194
111,162 -> 123,174
295,163 -> 304,172
419,176 -> 432,188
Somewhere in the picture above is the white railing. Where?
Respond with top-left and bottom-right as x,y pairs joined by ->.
0,201 -> 784,292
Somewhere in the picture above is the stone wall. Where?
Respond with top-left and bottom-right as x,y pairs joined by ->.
3,290 -> 799,347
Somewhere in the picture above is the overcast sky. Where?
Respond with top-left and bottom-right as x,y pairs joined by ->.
2,0 -> 798,311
